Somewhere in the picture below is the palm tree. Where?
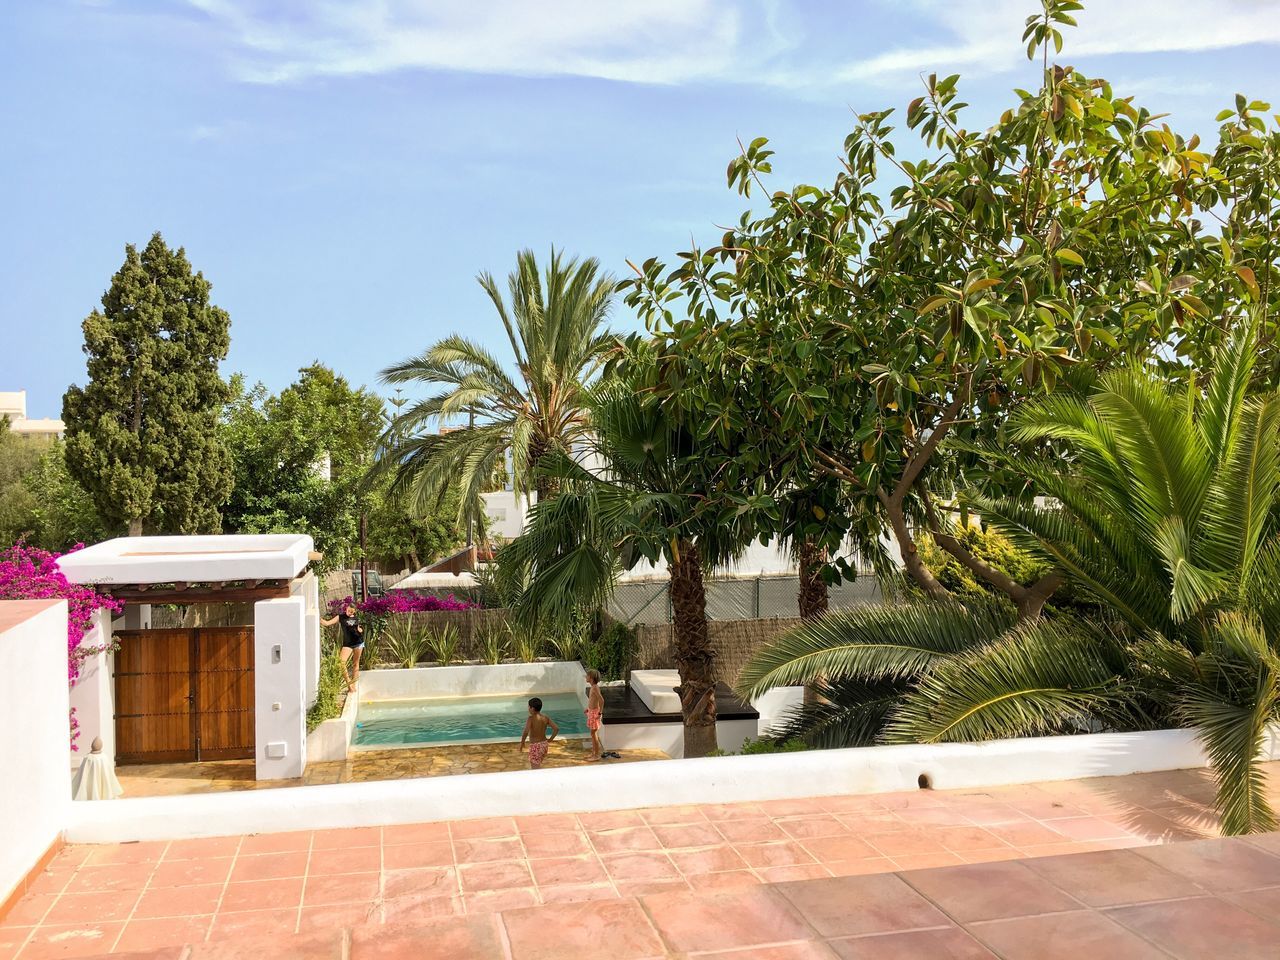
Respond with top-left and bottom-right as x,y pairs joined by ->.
378,249 -> 617,530
500,381 -> 749,757
740,325 -> 1280,834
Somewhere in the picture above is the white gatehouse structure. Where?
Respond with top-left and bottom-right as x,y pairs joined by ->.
58,534 -> 321,781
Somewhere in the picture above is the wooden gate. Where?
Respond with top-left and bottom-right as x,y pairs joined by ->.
114,627 -> 255,763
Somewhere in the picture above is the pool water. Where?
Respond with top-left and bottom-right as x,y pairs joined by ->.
353,691 -> 587,747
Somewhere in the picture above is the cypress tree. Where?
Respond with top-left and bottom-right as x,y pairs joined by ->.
63,232 -> 233,536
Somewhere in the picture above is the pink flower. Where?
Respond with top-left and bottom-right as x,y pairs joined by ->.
0,541 -> 122,748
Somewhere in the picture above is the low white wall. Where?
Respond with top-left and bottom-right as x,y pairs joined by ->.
67,608 -> 114,770
358,661 -> 587,701
253,596 -> 307,781
604,718 -> 757,759
306,689 -> 358,763
1,601 -> 71,900
66,726 -> 1237,844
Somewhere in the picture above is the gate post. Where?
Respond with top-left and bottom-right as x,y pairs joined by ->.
253,596 -> 307,780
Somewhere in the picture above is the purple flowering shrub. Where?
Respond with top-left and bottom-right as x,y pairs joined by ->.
326,591 -> 476,616
0,542 -> 122,748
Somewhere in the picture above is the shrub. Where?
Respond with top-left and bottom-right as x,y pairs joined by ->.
383,613 -> 428,668
427,624 -> 460,665
709,737 -> 808,757
582,621 -> 636,681
508,621 -> 543,663
306,653 -> 346,732
480,624 -> 508,665
0,542 -> 122,748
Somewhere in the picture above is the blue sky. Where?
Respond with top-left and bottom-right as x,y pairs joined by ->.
3,0 -> 1279,417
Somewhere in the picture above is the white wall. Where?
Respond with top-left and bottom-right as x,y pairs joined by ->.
252,596 -> 307,781
67,608 -> 114,768
66,727 -> 1238,844
294,573 -> 321,708
604,718 -> 758,759
358,661 -> 587,701
0,601 -> 71,902
481,490 -> 532,541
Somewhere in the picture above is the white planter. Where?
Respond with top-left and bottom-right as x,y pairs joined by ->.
305,688 -> 359,763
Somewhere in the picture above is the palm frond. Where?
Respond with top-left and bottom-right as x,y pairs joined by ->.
734,601 -> 1015,699
765,677 -> 910,749
883,618 -> 1129,744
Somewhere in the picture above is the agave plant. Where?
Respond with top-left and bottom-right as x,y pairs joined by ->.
480,624 -> 509,665
741,327 -> 1280,834
427,624 -> 460,666
383,614 -> 428,668
508,621 -> 544,663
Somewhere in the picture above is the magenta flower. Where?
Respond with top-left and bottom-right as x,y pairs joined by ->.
0,542 -> 122,748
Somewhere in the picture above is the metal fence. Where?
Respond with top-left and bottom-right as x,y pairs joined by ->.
606,574 -> 883,626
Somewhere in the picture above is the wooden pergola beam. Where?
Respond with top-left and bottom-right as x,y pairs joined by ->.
105,580 -> 291,605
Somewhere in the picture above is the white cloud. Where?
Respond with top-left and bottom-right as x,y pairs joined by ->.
181,0 -> 1280,89
185,0 -> 786,85
838,0 -> 1280,84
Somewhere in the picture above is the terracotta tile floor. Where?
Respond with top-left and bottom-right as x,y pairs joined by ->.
5,763 -> 1280,958
115,739 -> 668,797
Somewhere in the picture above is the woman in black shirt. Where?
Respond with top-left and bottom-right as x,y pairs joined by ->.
320,601 -> 364,693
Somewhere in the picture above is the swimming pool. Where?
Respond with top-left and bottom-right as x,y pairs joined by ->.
353,690 -> 587,747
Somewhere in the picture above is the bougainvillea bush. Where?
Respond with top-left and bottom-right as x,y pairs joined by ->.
0,542 -> 122,747
326,591 -> 475,616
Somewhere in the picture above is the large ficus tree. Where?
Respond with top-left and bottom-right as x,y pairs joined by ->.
622,0 -> 1280,617
63,233 -> 233,536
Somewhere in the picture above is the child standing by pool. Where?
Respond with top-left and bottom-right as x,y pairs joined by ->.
584,669 -> 604,761
519,697 -> 559,769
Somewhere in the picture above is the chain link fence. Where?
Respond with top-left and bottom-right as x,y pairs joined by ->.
607,573 -> 883,626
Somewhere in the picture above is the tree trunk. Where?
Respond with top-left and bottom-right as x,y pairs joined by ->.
882,494 -> 950,600
669,539 -> 718,757
798,539 -> 830,706
926,511 -> 1062,621
128,517 -> 143,537
796,539 -> 829,620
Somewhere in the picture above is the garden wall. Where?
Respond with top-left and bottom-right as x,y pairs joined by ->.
0,600 -> 70,913
632,617 -> 803,687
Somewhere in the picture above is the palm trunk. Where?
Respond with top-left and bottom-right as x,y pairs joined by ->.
527,438 -> 557,504
797,539 -> 829,620
797,539 -> 829,707
669,539 -> 717,757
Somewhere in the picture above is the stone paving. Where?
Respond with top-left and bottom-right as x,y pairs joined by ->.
114,739 -> 667,797
5,763 -> 1276,957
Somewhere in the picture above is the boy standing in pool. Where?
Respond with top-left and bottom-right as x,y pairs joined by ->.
519,697 -> 559,769
584,669 -> 604,761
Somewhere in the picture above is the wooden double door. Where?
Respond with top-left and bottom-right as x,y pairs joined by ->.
114,627 -> 255,763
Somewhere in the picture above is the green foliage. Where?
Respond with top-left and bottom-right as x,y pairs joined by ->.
742,328 -> 1280,835
379,248 -> 618,527
480,624 -> 508,665
916,524 -> 1049,604
582,621 -> 637,681
0,428 -> 101,551
427,624 -> 461,665
621,2 -> 1280,609
63,232 -> 233,535
384,614 -> 428,668
222,365 -> 463,573
508,620 -> 543,663
307,654 -> 346,732
709,737 -> 808,757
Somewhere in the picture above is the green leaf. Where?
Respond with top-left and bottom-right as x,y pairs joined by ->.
1055,249 -> 1085,267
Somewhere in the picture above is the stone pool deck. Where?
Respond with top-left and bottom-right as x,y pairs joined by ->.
114,740 -> 668,797
6,764 -> 1279,957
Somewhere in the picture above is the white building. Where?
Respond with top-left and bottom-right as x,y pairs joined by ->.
0,390 -> 65,439
57,534 -> 321,782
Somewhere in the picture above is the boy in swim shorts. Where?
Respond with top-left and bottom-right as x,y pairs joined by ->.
519,697 -> 559,769
584,669 -> 604,761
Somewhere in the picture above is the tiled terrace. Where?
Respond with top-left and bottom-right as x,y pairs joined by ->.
114,740 -> 668,797
3,763 -> 1277,959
